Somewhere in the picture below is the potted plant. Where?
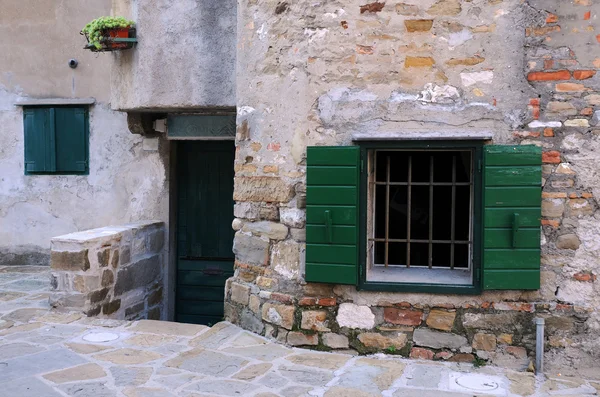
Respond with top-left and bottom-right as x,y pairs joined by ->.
81,16 -> 136,52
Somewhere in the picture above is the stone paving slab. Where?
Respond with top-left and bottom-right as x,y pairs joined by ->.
0,265 -> 598,397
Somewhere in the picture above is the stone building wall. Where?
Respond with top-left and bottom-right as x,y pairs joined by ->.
110,0 -> 237,111
226,0 -> 600,376
0,1 -> 169,267
49,221 -> 166,320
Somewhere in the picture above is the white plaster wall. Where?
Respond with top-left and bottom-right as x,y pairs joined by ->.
0,95 -> 169,265
0,0 -> 169,264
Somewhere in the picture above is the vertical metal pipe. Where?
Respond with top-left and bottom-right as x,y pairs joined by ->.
536,318 -> 545,374
406,155 -> 412,268
385,156 -> 390,267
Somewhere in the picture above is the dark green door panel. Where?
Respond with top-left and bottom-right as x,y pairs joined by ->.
482,145 -> 541,290
305,146 -> 360,285
176,141 -> 235,325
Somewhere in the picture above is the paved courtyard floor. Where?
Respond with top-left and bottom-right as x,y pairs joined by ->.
1,265 -> 599,397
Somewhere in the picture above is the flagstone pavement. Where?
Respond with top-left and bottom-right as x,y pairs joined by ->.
0,265 -> 599,397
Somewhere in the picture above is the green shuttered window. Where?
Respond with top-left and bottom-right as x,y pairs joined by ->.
305,146 -> 360,285
482,145 -> 542,290
305,144 -> 542,292
24,107 -> 89,175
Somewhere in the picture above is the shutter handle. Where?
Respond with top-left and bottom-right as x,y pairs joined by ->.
324,210 -> 332,244
512,213 -> 520,248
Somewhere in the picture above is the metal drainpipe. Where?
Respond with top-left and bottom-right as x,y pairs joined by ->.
535,317 -> 545,374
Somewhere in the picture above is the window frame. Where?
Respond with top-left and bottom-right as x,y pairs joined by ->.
23,105 -> 90,176
358,140 -> 484,294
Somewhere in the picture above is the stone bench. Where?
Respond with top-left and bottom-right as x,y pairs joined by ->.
49,221 -> 165,320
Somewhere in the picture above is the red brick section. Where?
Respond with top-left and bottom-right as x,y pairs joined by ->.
271,292 -> 293,304
410,347 -> 434,360
435,351 -> 453,360
542,219 -> 560,228
360,1 -> 385,13
584,11 -> 591,20
384,308 -> 423,325
542,151 -> 561,164
556,304 -> 574,312
546,13 -> 558,23
527,70 -> 571,81
542,192 -> 567,198
317,297 -> 337,306
529,98 -> 541,119
448,353 -> 475,363
298,297 -> 316,306
574,272 -> 597,282
573,70 -> 596,80
513,131 -> 540,138
544,128 -> 554,137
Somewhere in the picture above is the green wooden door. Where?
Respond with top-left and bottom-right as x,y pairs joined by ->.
176,141 -> 235,325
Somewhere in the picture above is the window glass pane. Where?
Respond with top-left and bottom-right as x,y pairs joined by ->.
389,243 -> 407,266
374,241 -> 386,265
455,186 -> 471,241
432,244 -> 451,267
374,185 -> 387,238
456,151 -> 471,183
410,243 -> 429,267
454,244 -> 469,269
388,185 -> 407,239
410,186 -> 429,240
432,186 -> 452,240
389,153 -> 408,182
411,153 -> 430,182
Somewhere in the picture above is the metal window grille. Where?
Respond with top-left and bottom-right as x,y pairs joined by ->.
369,150 -> 473,270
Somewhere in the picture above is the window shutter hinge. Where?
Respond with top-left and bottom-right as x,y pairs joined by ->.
478,158 -> 482,172
361,159 -> 364,173
476,267 -> 480,281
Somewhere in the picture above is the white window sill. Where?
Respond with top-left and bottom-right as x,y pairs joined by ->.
367,266 -> 472,285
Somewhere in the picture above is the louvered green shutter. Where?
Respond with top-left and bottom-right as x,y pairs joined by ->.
55,107 -> 88,173
305,146 -> 359,285
24,108 -> 53,173
483,145 -> 542,290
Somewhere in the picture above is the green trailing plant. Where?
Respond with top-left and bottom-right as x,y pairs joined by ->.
81,16 -> 135,50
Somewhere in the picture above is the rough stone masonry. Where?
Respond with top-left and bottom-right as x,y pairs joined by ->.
49,221 -> 166,321
225,0 -> 600,377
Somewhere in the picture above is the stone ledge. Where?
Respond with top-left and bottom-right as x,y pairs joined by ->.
14,98 -> 96,106
352,131 -> 493,141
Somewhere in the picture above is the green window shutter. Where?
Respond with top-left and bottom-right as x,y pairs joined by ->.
55,107 -> 88,173
24,108 -> 54,173
305,146 -> 359,285
482,145 -> 542,290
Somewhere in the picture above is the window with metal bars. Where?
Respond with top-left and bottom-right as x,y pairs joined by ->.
366,149 -> 474,285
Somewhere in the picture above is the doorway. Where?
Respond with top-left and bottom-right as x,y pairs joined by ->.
175,140 -> 235,325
